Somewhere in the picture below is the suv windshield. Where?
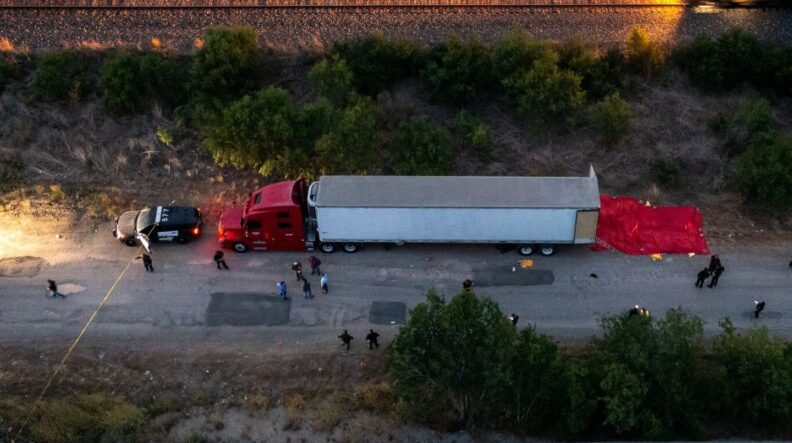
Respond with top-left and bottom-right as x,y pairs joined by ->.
135,208 -> 157,234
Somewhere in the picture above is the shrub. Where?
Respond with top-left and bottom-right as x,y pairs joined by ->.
491,30 -> 557,84
625,27 -> 666,81
503,58 -> 585,128
454,110 -> 492,159
99,52 -> 188,115
710,99 -> 775,157
421,35 -> 492,105
653,158 -> 680,186
190,26 -> 265,118
0,52 -> 30,94
333,33 -> 424,95
388,290 -> 516,428
315,97 -> 382,174
589,93 -> 632,145
392,116 -> 453,176
734,132 -> 792,209
588,47 -> 628,99
308,55 -> 356,106
352,383 -> 395,414
31,51 -> 95,103
674,30 -> 759,92
204,86 -> 298,173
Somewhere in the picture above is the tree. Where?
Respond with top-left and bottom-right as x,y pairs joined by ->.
503,58 -> 585,128
388,290 -> 516,428
735,133 -> 792,209
190,26 -> 265,119
421,35 -> 493,105
332,33 -> 424,95
392,116 -> 453,176
625,27 -> 666,81
99,52 -> 188,115
454,111 -> 492,160
491,30 -> 557,85
308,55 -> 356,106
589,93 -> 632,146
204,86 -> 298,174
31,51 -> 95,103
315,98 -> 382,174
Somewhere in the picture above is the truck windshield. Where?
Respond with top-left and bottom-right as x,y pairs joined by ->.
136,208 -> 157,234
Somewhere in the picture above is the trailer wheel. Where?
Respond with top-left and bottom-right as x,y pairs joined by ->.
320,243 -> 335,253
540,245 -> 556,256
176,237 -> 188,245
518,244 -> 535,256
124,238 -> 137,247
343,243 -> 359,253
232,242 -> 248,253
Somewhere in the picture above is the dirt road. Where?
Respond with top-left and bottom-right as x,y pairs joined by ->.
2,218 -> 791,357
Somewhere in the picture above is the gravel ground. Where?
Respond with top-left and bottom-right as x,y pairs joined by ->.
0,7 -> 790,52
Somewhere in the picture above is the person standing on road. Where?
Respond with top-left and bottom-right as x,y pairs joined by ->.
292,261 -> 304,282
302,279 -> 313,299
339,329 -> 353,352
213,251 -> 229,270
47,280 -> 65,298
135,253 -> 154,272
707,264 -> 725,288
695,267 -> 710,288
276,281 -> 289,301
308,255 -> 322,276
320,273 -> 329,294
463,279 -> 474,292
708,255 -> 722,273
754,300 -> 766,319
365,329 -> 380,350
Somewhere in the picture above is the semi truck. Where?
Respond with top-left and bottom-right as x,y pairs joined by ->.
217,168 -> 600,256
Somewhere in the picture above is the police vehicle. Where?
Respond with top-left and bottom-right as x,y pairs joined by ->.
113,206 -> 203,249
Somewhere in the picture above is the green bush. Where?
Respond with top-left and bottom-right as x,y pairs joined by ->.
205,86 -> 298,173
734,132 -> 792,209
333,33 -> 424,95
653,158 -> 680,186
0,52 -> 30,94
711,319 -> 792,431
491,30 -> 557,85
674,30 -> 759,92
308,55 -> 356,106
31,51 -> 95,103
315,98 -> 382,174
99,52 -> 188,115
454,110 -> 492,159
589,93 -> 632,145
421,35 -> 492,105
392,116 -> 453,176
503,58 -> 585,127
190,26 -> 265,118
625,27 -> 666,81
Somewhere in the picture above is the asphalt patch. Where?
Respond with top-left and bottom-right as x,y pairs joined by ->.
206,293 -> 290,327
473,269 -> 554,287
369,301 -> 406,325
0,256 -> 45,278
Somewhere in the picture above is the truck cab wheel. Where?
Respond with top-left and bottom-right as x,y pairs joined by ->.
232,242 -> 248,253
343,243 -> 359,253
124,238 -> 137,247
320,243 -> 336,253
518,244 -> 535,256
540,245 -> 556,256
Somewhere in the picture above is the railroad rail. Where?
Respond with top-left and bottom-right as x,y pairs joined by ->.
0,0 -> 694,8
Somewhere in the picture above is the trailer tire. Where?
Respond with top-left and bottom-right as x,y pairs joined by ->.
124,238 -> 137,247
176,237 -> 188,245
540,245 -> 556,256
343,243 -> 359,253
518,244 -> 535,256
320,243 -> 336,253
232,242 -> 248,253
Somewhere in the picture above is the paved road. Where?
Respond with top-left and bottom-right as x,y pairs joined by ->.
1,220 -> 791,355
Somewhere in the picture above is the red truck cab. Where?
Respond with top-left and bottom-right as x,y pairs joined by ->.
218,180 -> 308,252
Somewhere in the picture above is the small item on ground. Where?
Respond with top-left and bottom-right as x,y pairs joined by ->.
590,273 -> 598,278
650,253 -> 663,261
520,259 -> 534,268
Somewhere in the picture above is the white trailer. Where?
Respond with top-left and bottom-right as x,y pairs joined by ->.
306,167 -> 600,256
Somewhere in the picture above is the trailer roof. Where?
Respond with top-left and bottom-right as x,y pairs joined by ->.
315,168 -> 600,209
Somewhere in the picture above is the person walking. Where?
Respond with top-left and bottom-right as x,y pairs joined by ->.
135,253 -> 154,272
708,255 -> 722,273
509,313 -> 519,326
276,281 -> 289,301
707,264 -> 725,288
47,280 -> 65,298
302,279 -> 313,299
754,300 -> 766,319
213,251 -> 229,270
292,261 -> 304,282
308,255 -> 322,276
320,273 -> 329,294
365,329 -> 380,350
695,267 -> 710,288
339,329 -> 354,352
462,279 -> 473,292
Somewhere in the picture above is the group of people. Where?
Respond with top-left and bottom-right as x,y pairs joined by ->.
338,328 -> 381,352
286,256 -> 329,300
695,255 -> 726,289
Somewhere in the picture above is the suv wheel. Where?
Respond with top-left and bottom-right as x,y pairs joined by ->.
232,242 -> 248,253
124,238 -> 137,247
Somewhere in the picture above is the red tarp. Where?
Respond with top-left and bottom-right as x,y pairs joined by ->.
594,195 -> 709,255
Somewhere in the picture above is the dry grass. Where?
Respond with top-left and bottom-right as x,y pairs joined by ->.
352,382 -> 394,414
312,396 -> 349,432
282,393 -> 305,430
241,394 -> 271,417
